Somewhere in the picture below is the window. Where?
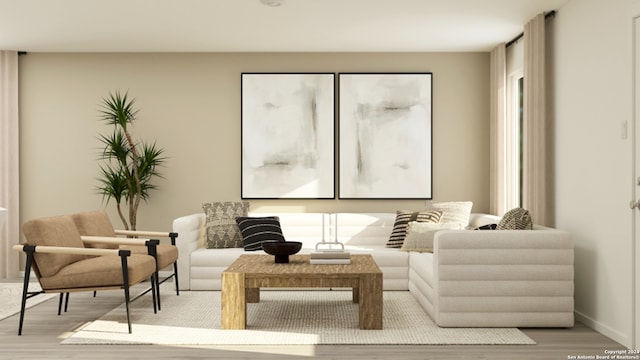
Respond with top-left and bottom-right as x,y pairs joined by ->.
518,76 -> 524,207
505,40 -> 524,211
505,72 -> 523,210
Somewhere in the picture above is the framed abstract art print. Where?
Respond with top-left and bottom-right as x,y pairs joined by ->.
338,73 -> 433,199
241,73 -> 335,199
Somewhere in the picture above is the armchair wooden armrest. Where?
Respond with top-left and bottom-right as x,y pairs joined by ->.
80,235 -> 155,247
115,229 -> 174,237
12,244 -> 130,257
114,230 -> 178,244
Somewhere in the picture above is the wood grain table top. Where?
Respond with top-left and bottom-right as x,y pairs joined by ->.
224,254 -> 382,276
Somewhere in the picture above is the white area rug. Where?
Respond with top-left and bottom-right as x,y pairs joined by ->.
0,282 -> 57,321
62,290 -> 535,345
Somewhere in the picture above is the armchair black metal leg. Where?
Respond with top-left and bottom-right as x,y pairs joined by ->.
119,250 -> 132,334
57,293 -> 70,315
170,232 -> 179,296
144,239 -> 161,312
151,242 -> 161,311
57,293 -> 64,316
18,246 -> 35,336
173,261 -> 180,296
155,269 -> 161,311
151,273 -> 157,314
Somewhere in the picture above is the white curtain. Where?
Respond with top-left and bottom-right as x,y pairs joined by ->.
0,51 -> 19,279
489,43 -> 507,216
523,14 -> 548,226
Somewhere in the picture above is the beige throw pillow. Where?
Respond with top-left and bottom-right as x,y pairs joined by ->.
401,222 -> 461,252
427,201 -> 473,229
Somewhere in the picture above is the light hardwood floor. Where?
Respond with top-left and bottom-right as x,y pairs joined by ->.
0,284 -> 628,360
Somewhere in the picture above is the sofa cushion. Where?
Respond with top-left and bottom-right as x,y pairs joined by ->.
236,216 -> 285,251
427,201 -> 473,229
385,210 -> 441,248
203,201 -> 249,249
400,222 -> 461,252
333,213 -> 396,246
497,207 -> 533,230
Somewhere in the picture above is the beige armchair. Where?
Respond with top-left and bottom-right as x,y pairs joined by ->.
15,215 -> 158,335
71,210 -> 179,310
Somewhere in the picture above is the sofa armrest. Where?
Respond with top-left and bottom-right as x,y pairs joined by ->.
431,228 -> 574,327
173,213 -> 205,290
434,228 -> 573,253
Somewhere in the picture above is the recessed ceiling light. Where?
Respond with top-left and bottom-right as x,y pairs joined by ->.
260,0 -> 284,7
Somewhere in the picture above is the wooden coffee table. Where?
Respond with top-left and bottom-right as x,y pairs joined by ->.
221,254 -> 383,330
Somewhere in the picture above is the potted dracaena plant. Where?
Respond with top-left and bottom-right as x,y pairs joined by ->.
96,91 -> 166,231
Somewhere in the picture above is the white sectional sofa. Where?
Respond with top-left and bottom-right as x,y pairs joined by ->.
173,212 -> 574,327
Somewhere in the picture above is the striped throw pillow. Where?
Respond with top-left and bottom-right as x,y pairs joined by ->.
385,210 -> 442,248
235,216 -> 286,251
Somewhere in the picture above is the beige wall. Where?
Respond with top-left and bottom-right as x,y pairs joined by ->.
552,0 -> 640,347
18,52 -> 489,233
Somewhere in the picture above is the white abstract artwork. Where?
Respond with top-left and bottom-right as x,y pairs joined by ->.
242,73 -> 335,199
339,73 -> 432,199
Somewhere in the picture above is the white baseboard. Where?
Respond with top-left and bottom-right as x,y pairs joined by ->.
575,310 -> 631,347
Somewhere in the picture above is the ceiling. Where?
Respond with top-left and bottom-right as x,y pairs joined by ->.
0,0 -> 570,52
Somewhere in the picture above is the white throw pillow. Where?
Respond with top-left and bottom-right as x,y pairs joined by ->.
427,201 -> 473,228
400,222 -> 461,252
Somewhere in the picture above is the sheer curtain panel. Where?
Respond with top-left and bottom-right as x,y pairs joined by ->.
523,14 -> 548,226
0,50 -> 19,279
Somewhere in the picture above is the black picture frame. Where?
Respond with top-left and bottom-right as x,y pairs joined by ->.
241,72 -> 336,199
338,72 -> 433,199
